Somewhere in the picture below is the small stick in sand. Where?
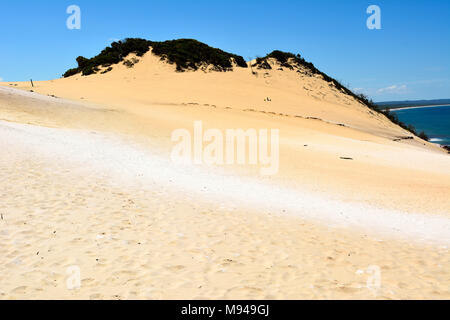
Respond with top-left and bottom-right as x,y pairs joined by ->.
30,79 -> 34,87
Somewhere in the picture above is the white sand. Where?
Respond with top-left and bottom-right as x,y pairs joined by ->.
1,120 -> 448,246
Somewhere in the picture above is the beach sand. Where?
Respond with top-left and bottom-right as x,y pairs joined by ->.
0,52 -> 449,299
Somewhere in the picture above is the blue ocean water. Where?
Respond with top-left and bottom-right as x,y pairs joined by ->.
391,105 -> 450,146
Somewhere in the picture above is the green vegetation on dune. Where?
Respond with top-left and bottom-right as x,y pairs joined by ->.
63,38 -> 152,77
151,39 -> 247,71
63,38 -> 247,77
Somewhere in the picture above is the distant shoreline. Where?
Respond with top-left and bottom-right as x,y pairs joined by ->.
384,104 -> 450,112
383,104 -> 450,148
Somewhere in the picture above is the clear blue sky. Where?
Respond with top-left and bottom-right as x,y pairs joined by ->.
1,0 -> 449,102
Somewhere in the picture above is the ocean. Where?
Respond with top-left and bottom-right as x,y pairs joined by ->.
391,105 -> 450,146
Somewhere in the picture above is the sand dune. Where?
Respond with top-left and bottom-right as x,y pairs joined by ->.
0,50 -> 449,299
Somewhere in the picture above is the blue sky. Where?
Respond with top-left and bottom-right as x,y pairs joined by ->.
0,0 -> 449,102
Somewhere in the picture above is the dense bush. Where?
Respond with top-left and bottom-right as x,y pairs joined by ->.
63,38 -> 247,77
62,68 -> 79,78
63,38 -> 152,77
254,57 -> 272,69
123,57 -> 140,68
151,39 -> 248,71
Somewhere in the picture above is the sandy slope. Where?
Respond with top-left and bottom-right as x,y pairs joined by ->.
0,52 -> 449,299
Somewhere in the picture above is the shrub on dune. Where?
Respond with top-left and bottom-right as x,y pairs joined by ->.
418,131 -> 429,141
62,38 -> 247,77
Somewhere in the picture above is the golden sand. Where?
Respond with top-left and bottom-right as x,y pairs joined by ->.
0,52 -> 449,299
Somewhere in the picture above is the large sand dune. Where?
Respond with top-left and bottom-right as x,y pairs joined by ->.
0,51 -> 449,299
